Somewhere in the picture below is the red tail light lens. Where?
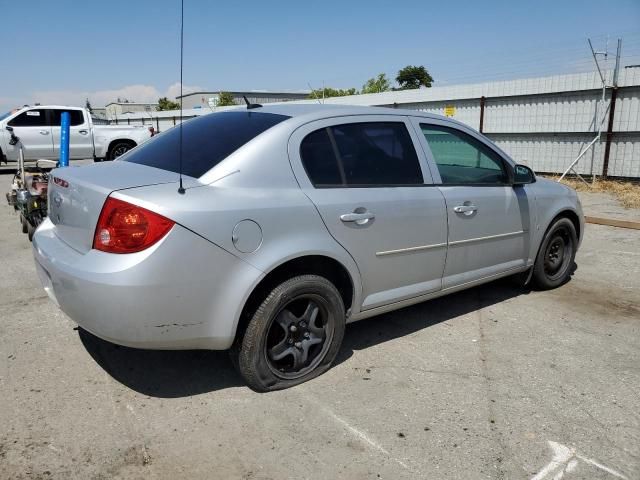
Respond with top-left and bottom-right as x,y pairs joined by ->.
93,197 -> 174,254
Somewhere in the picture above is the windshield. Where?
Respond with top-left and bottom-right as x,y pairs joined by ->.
0,111 -> 12,122
122,111 -> 290,178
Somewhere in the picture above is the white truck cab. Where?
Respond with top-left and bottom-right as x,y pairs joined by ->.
0,105 -> 153,163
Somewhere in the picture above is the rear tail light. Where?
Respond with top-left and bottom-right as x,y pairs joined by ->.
93,197 -> 174,254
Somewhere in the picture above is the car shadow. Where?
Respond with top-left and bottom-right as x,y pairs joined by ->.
335,277 -> 532,365
79,276 -> 540,398
79,329 -> 244,397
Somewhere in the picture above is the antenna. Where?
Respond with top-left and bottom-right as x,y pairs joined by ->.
242,95 -> 262,110
177,0 -> 186,194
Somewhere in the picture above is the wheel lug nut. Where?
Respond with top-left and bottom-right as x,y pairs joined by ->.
300,321 -> 306,328
288,338 -> 293,344
290,325 -> 297,332
295,342 -> 302,348
304,332 -> 310,338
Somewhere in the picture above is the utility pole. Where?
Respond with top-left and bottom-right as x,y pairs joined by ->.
602,38 -> 623,178
588,37 -> 607,184
559,38 -> 616,184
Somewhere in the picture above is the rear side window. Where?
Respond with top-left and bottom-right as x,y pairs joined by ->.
8,109 -> 47,127
300,122 -> 423,187
299,128 -> 343,186
122,111 -> 290,178
51,109 -> 85,126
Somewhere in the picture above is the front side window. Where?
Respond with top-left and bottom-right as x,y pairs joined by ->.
51,109 -> 85,126
300,121 -> 423,187
420,124 -> 508,185
7,109 -> 47,127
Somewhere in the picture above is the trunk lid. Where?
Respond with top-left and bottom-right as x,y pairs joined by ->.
47,161 -> 196,253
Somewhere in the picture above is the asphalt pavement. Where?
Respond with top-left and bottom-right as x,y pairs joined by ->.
1,170 -> 638,479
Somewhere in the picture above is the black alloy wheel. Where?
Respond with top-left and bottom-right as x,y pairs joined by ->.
235,275 -> 346,392
108,142 -> 133,160
265,295 -> 333,379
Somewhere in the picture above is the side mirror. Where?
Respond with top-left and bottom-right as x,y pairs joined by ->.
5,125 -> 13,132
513,164 -> 535,185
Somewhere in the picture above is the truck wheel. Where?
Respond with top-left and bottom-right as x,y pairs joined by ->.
107,142 -> 134,160
531,217 -> 577,290
20,214 -> 28,234
27,222 -> 35,242
234,275 -> 346,392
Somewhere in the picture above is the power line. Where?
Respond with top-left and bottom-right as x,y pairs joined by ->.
306,35 -> 640,90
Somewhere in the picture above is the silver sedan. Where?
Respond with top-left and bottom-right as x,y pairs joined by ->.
33,104 -> 584,391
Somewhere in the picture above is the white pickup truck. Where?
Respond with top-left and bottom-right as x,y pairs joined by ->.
0,105 -> 153,163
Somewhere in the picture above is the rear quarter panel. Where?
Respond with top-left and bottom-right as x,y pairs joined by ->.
116,180 -> 365,326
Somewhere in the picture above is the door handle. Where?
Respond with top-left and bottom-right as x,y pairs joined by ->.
340,211 -> 375,225
39,130 -> 50,135
79,130 -> 88,135
453,204 -> 478,214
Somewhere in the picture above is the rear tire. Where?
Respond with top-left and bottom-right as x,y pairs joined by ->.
27,222 -> 35,242
20,214 -> 28,234
107,141 -> 134,160
234,275 -> 346,392
531,217 -> 577,290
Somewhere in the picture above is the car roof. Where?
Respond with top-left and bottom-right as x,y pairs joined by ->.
9,105 -> 85,115
254,103 -> 465,127
18,105 -> 84,109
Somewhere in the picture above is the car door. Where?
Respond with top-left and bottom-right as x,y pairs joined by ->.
51,109 -> 94,159
6,108 -> 53,160
289,115 -> 448,310
410,117 -> 530,289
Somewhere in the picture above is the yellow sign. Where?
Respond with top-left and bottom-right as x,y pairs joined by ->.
444,105 -> 456,117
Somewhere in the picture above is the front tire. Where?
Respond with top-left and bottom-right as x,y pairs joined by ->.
235,275 -> 346,392
531,217 -> 577,290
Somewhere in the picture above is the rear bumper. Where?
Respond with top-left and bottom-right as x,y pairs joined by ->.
32,218 -> 263,350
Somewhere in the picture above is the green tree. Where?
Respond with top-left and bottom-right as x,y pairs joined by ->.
307,87 -> 357,100
361,73 -> 391,94
396,65 -> 434,90
216,91 -> 237,107
157,97 -> 180,111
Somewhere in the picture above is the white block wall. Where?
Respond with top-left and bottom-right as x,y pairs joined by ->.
112,70 -> 640,178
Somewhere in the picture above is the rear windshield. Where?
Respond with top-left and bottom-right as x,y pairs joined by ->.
122,111 -> 290,178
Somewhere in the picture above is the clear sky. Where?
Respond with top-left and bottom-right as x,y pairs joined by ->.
1,0 -> 639,112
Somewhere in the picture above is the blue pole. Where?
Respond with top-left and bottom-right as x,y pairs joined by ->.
59,111 -> 70,167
